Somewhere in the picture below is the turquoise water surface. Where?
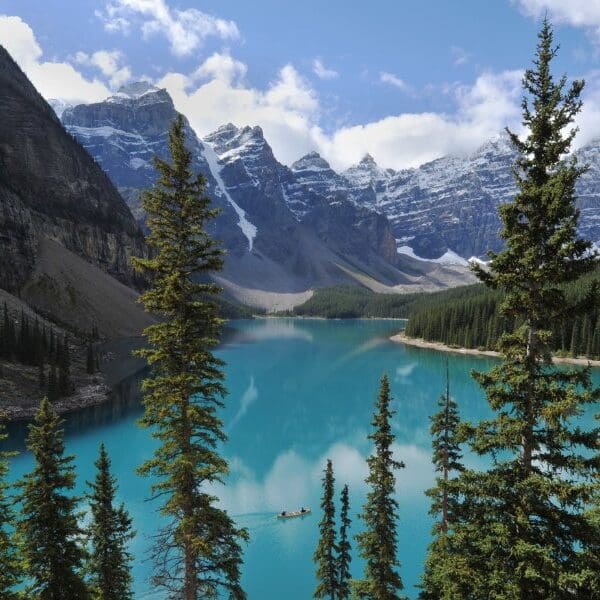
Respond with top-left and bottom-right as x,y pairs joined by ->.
3,318 -> 598,599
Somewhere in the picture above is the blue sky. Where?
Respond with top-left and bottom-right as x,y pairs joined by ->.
1,0 -> 600,169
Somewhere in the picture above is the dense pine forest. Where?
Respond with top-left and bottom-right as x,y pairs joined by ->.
290,286 -> 424,319
0,303 -> 80,400
405,267 -> 600,357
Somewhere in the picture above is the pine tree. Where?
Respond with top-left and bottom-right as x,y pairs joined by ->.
0,421 -> 20,598
354,375 -> 406,600
337,484 -> 352,600
17,397 -> 89,599
419,364 -> 465,600
314,459 -> 337,599
452,18 -> 600,599
132,115 -> 247,599
58,335 -> 71,395
87,443 -> 134,600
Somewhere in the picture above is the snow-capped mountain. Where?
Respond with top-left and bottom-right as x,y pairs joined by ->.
341,133 -> 600,259
61,84 -> 474,306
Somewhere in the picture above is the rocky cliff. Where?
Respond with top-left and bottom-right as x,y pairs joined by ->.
342,134 -> 600,259
0,45 -> 146,295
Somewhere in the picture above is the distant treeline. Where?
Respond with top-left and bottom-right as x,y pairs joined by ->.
405,269 -> 600,358
0,303 -> 74,399
290,286 -> 424,319
216,296 -> 262,319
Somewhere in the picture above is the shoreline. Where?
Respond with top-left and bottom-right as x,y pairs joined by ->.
391,332 -> 600,367
1,337 -> 148,423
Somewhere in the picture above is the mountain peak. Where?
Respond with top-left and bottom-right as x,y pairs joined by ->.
359,153 -> 377,166
106,81 -> 171,107
240,124 -> 264,139
115,81 -> 160,98
291,151 -> 332,172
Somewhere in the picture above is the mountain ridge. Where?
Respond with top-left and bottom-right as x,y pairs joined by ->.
61,84 -> 476,309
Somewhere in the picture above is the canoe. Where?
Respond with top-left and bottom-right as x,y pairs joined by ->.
276,508 -> 312,519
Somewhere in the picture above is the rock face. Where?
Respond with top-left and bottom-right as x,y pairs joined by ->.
0,45 -> 146,294
342,134 -> 600,259
62,85 -> 475,302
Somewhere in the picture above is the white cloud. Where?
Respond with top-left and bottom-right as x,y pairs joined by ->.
515,0 -> 600,41
0,15 -> 110,103
451,45 -> 470,66
76,49 -> 131,88
380,71 -> 410,91
158,61 -> 323,165
97,0 -> 240,56
159,57 -> 528,170
193,51 -> 247,84
320,69 -> 524,169
313,58 -> 338,80
11,11 -> 600,175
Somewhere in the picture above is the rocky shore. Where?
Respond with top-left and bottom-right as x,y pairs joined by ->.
391,331 -> 600,367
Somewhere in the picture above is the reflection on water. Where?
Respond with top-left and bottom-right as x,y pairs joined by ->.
2,367 -> 147,454
3,318 -> 598,599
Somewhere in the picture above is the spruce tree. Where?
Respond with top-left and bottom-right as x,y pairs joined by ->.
314,459 -> 337,599
17,397 -> 89,599
132,115 -> 247,599
0,421 -> 20,598
58,335 -> 71,395
452,18 -> 600,599
354,374 -> 406,600
337,484 -> 352,600
419,364 -> 465,600
87,443 -> 134,600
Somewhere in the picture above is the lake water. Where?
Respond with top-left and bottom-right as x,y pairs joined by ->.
3,318 -> 598,599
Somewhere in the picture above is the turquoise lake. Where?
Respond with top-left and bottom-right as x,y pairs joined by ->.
3,318 -> 599,599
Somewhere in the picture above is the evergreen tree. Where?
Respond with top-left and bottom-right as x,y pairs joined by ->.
337,484 -> 352,600
17,397 -> 89,599
419,364 -> 465,600
87,443 -> 134,600
0,421 -> 20,598
58,335 -> 71,395
132,115 -> 247,599
354,375 -> 406,600
314,459 -> 337,599
451,19 -> 600,599
428,363 -> 463,534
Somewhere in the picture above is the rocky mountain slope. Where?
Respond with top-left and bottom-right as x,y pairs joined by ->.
0,45 -> 152,339
62,83 -> 474,307
63,81 -> 600,274
342,133 -> 600,259
0,46 -> 147,296
0,47 -> 155,417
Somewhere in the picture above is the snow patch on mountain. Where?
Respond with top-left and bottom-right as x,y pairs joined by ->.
129,157 -> 150,170
109,82 -> 160,100
202,142 -> 257,251
397,245 -> 469,266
